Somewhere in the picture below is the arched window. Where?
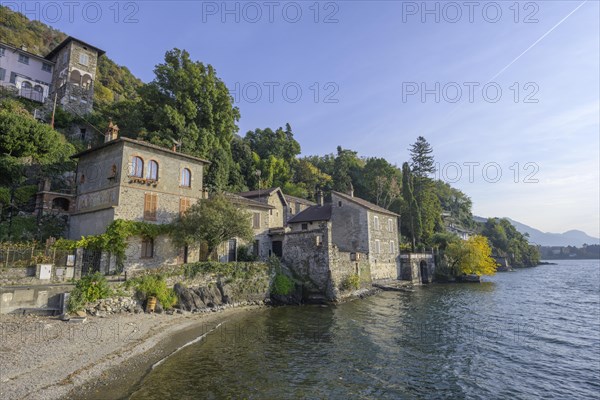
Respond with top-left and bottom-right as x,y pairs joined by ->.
180,168 -> 191,187
21,81 -> 32,89
147,160 -> 159,181
130,156 -> 143,177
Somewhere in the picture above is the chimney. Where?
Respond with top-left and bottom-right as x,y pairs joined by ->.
105,120 -> 119,143
21,45 -> 27,52
316,190 -> 324,206
348,183 -> 354,197
172,145 -> 177,152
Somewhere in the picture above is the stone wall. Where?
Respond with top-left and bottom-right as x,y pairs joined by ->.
281,222 -> 368,302
400,253 -> 435,284
1,284 -> 72,314
115,141 -> 205,224
330,192 -> 369,253
123,235 -> 180,272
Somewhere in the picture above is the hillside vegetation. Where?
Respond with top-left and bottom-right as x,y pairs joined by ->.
0,6 -> 143,104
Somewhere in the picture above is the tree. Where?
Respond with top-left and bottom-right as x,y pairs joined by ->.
140,48 -> 240,158
409,136 -> 435,178
401,162 -> 422,250
445,235 -> 497,277
171,194 -> 254,260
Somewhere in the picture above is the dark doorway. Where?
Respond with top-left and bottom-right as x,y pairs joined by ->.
272,241 -> 283,258
81,248 -> 101,276
420,260 -> 429,283
228,239 -> 237,262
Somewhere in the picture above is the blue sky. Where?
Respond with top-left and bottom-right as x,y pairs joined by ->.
19,0 -> 599,237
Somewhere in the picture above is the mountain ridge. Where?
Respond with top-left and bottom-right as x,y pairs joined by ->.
474,216 -> 599,247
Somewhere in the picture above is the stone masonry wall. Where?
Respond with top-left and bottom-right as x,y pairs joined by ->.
330,192 -> 369,253
367,210 -> 400,280
282,222 -> 333,298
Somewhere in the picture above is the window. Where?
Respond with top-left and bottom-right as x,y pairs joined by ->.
42,63 -> 52,72
374,216 -> 380,230
18,54 -> 29,64
388,218 -> 394,232
180,168 -> 191,187
144,193 -> 158,221
0,46 -> 5,57
252,212 -> 261,229
130,156 -> 143,177
390,241 -> 395,254
179,197 -> 192,216
9,72 -> 16,84
301,223 -> 308,231
0,68 -> 5,82
374,239 -> 381,254
80,128 -> 87,140
147,160 -> 159,180
79,53 -> 89,66
338,201 -> 342,207
141,238 -> 154,258
21,81 -> 32,90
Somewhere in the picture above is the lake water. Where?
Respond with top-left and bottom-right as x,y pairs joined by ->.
129,260 -> 600,399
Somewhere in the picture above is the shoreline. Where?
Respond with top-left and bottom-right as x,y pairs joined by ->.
0,305 -> 267,400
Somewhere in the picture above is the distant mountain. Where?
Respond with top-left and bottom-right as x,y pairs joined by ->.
474,216 -> 600,247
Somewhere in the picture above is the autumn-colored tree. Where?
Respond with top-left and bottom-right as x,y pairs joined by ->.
445,235 -> 497,276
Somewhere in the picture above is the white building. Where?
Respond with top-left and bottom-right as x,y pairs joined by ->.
0,42 -> 54,103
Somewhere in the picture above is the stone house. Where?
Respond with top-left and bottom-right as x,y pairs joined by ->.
216,193 -> 275,262
237,187 -> 289,258
282,190 -> 401,301
0,36 -> 103,113
284,194 -> 316,222
69,135 -> 209,272
45,36 -> 104,115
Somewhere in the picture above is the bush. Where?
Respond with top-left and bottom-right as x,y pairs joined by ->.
68,272 -> 112,312
128,275 -> 177,309
271,273 -> 294,296
182,261 -> 264,280
341,273 -> 361,291
237,245 -> 257,262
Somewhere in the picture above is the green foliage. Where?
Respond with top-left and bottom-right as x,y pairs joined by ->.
0,6 -> 142,105
271,273 -> 295,295
171,194 -> 254,259
237,245 -> 258,262
128,274 -> 177,309
140,48 -> 240,158
431,232 -> 461,251
54,219 -> 171,271
182,261 -> 265,280
480,218 -> 540,267
68,272 -> 113,312
409,136 -> 435,178
435,180 -> 474,229
341,273 -> 361,291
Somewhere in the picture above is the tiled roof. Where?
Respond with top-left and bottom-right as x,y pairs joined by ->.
45,36 -> 105,60
237,187 -> 279,198
284,194 -> 316,206
332,191 -> 399,217
71,137 -> 210,164
288,204 -> 332,223
224,193 -> 274,209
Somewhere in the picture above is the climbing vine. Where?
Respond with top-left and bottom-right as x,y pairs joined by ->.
54,219 -> 172,271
